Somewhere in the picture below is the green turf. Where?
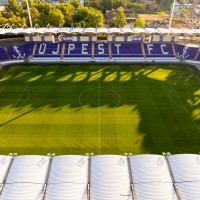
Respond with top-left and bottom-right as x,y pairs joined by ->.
0,64 -> 199,155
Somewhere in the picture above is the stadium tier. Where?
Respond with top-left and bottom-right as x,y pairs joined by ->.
34,43 -> 62,58
94,43 -> 109,58
144,44 -> 175,58
0,42 -> 200,64
64,42 -> 93,58
0,48 -> 9,61
174,44 -> 199,60
111,43 -> 143,58
0,154 -> 200,199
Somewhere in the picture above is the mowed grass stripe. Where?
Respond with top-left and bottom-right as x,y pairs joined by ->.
0,64 -> 199,155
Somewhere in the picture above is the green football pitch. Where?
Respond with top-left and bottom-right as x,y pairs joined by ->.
0,64 -> 200,155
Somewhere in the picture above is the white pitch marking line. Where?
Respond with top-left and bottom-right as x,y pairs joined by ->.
168,80 -> 200,130
1,82 -> 30,130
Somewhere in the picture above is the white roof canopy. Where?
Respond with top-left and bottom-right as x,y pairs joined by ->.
0,27 -> 199,35
90,155 -> 132,200
130,155 -> 178,200
6,155 -> 50,183
45,155 -> 88,200
168,154 -> 200,199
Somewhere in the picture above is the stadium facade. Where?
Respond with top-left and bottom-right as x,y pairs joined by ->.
0,27 -> 199,67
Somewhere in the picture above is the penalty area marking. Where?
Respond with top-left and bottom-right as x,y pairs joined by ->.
168,80 -> 200,130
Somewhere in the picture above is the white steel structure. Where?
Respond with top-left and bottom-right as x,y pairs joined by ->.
45,155 -> 88,200
90,155 -> 132,200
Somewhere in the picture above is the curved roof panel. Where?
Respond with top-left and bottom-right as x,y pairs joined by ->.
132,28 -> 147,34
83,28 -> 96,34
108,28 -> 121,34
96,28 -> 108,34
45,155 -> 88,200
121,28 -> 134,34
48,155 -> 88,183
57,27 -> 72,34
1,183 -> 45,200
168,154 -> 200,182
145,28 -> 159,34
70,27 -> 84,34
130,155 -> 172,183
157,28 -> 171,34
90,155 -> 132,200
6,155 -> 50,184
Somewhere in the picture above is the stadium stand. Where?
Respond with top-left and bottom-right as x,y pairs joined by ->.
0,41 -> 199,65
0,48 -> 9,61
144,44 -> 175,58
111,44 -> 143,58
64,42 -> 92,58
7,43 -> 34,60
0,154 -> 199,199
34,43 -> 62,58
175,44 -> 199,60
196,52 -> 200,61
94,43 -> 109,58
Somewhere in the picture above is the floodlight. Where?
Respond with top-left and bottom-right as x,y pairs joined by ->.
166,152 -> 171,156
162,152 -> 166,156
90,153 -> 94,156
124,153 -> 128,156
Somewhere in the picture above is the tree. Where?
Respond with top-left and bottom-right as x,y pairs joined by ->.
69,0 -> 81,9
85,0 -> 101,10
73,6 -> 104,27
100,0 -> 113,12
6,0 -> 23,16
47,9 -> 65,27
129,2 -> 146,14
87,7 -> 104,27
134,17 -> 145,28
21,0 -> 35,10
35,2 -> 53,15
110,7 -> 127,28
56,3 -> 75,26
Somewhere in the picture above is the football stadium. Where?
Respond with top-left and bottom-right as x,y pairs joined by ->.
0,27 -> 200,199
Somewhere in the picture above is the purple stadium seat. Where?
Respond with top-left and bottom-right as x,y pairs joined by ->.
94,43 -> 109,58
197,53 -> 200,61
144,44 -> 175,58
64,42 -> 92,57
34,43 -> 62,58
111,44 -> 143,57
174,44 -> 198,60
0,48 -> 9,61
7,43 -> 34,60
